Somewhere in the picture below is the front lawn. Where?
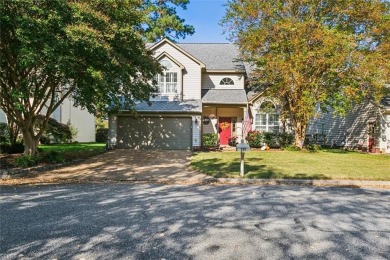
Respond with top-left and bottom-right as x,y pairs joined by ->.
191,149 -> 390,181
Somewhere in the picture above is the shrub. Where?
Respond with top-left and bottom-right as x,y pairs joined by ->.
278,133 -> 295,147
42,151 -> 65,164
0,143 -> 25,154
304,144 -> 322,152
228,136 -> 238,146
246,131 -> 264,148
0,122 -> 10,144
39,135 -> 51,145
246,131 -> 294,148
96,128 -> 108,143
202,133 -> 218,148
35,115 -> 75,143
13,155 -> 40,167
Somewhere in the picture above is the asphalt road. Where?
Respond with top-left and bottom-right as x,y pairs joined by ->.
1,184 -> 389,260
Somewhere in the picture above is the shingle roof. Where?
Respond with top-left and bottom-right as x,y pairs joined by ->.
177,43 -> 245,71
133,100 -> 202,113
201,89 -> 248,104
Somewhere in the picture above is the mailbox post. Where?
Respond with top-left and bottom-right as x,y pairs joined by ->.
236,141 -> 250,177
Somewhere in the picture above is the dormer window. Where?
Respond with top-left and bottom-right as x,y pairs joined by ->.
220,77 -> 234,85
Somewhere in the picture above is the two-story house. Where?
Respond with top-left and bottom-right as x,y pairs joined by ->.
108,39 -> 249,150
108,38 -> 390,153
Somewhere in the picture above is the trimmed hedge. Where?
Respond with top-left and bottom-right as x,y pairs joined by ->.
202,133 -> 218,148
246,131 -> 294,148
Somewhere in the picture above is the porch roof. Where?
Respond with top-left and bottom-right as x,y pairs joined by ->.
201,89 -> 248,105
132,100 -> 202,113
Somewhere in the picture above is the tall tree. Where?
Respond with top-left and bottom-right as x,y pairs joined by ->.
142,0 -> 195,41
0,0 -> 192,156
223,0 -> 390,147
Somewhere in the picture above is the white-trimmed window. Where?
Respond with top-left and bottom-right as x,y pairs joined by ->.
156,72 -> 178,94
255,101 -> 279,133
220,77 -> 234,85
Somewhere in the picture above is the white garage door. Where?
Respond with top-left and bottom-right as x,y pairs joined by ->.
117,116 -> 192,150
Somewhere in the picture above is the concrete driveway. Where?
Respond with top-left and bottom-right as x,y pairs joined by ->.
2,150 -> 209,185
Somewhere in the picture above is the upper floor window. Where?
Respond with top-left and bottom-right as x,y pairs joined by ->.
255,101 -> 279,133
156,72 -> 178,94
220,77 -> 234,85
160,60 -> 173,69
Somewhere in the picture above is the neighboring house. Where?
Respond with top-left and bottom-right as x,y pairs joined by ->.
108,38 -> 390,153
0,97 -> 96,143
306,98 -> 390,154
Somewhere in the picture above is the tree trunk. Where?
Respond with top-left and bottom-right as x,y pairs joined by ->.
22,127 -> 39,156
293,121 -> 307,149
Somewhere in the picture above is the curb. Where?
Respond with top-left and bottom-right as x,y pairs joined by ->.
201,178 -> 390,188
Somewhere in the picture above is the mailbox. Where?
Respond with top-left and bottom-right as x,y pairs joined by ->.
236,142 -> 250,152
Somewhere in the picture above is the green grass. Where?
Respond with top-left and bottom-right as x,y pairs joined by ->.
39,143 -> 106,160
190,149 -> 390,181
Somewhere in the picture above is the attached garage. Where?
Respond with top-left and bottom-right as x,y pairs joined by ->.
117,116 -> 192,150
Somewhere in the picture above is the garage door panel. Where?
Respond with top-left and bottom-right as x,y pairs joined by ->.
117,117 -> 192,150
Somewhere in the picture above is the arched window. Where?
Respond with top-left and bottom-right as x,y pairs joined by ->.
255,101 -> 279,133
160,60 -> 173,69
220,77 -> 234,85
155,59 -> 177,94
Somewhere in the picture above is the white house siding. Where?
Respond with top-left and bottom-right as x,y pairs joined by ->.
201,73 -> 245,90
1,100 -> 95,143
60,98 -> 95,142
152,43 -> 202,100
385,114 -> 390,153
0,109 -> 7,123
192,115 -> 201,147
108,114 -> 117,147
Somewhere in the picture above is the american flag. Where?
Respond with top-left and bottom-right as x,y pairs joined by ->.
242,110 -> 252,139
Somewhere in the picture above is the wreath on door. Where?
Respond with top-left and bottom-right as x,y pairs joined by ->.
220,122 -> 231,131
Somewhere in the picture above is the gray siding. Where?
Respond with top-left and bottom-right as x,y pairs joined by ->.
307,102 -> 381,149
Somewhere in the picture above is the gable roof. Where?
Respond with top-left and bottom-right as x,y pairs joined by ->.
156,51 -> 185,69
147,39 -> 245,72
178,43 -> 245,72
201,89 -> 248,105
147,39 -> 206,68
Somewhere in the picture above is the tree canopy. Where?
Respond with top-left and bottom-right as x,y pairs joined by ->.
223,0 -> 390,147
142,0 -> 194,41
0,0 -> 194,154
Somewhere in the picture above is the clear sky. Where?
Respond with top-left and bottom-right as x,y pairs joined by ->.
176,0 -> 230,43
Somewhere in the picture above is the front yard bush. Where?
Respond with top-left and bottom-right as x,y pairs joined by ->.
246,131 -> 294,148
0,143 -> 25,154
203,133 -> 218,148
13,155 -> 40,167
96,128 -> 108,143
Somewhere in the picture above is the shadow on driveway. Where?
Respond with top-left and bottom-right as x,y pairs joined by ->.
1,150 -> 209,184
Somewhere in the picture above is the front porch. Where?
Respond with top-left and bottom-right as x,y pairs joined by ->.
202,106 -> 248,147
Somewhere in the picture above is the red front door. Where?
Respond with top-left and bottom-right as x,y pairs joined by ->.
219,117 -> 232,145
